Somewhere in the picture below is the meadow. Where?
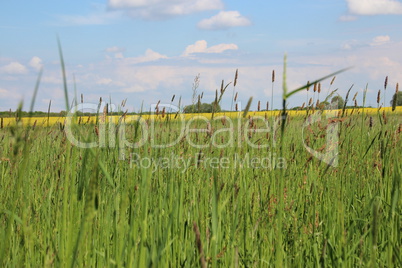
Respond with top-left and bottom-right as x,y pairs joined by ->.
0,55 -> 401,267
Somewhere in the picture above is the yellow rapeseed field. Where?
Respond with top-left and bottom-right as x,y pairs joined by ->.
1,107 -> 401,127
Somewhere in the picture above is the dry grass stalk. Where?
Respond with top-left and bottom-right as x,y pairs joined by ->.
392,83 -> 399,111
258,101 -> 261,111
384,76 -> 388,90
272,70 -> 275,83
95,125 -> 99,137
171,95 -> 175,102
234,92 -> 238,102
353,92 -> 358,101
330,76 -> 336,85
101,104 -> 108,123
0,117 -> 3,129
193,222 -> 206,268
377,90 -> 381,105
318,83 -> 321,94
234,69 -> 238,87
313,83 -> 317,93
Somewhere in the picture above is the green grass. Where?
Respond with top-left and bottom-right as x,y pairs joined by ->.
0,109 -> 401,267
0,51 -> 401,266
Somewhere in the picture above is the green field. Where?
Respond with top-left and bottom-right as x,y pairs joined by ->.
1,55 -> 402,266
0,104 -> 401,267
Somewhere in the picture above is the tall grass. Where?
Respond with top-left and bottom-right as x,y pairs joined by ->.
0,53 -> 401,267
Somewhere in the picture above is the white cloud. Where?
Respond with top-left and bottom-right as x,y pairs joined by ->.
341,39 -> 359,50
105,46 -> 126,59
346,0 -> 402,15
182,40 -> 238,56
0,62 -> 28,75
108,0 -> 224,20
114,52 -> 125,59
197,11 -> 251,30
126,49 -> 168,64
370,35 -> 391,46
29,56 -> 43,72
339,15 -> 358,21
97,78 -> 113,85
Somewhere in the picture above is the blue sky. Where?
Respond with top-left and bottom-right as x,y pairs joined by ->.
1,0 -> 402,112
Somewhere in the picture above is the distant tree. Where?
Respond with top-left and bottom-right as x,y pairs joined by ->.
183,102 -> 221,113
317,101 -> 330,110
390,91 -> 402,107
331,96 -> 345,109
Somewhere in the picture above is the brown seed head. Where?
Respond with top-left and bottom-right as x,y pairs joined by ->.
330,76 -> 336,86
352,92 -> 358,101
272,70 -> 275,83
384,76 -> 388,90
377,90 -> 381,104
234,69 -> 238,87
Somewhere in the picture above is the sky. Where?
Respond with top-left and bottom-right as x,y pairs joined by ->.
1,0 -> 402,112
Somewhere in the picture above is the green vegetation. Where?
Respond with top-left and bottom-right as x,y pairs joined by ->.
0,107 -> 401,267
0,53 -> 401,267
390,91 -> 402,107
183,102 -> 222,113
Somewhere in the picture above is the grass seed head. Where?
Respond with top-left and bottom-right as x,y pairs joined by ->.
352,92 -> 358,102
384,76 -> 388,90
234,69 -> 238,87
377,90 -> 381,104
330,76 -> 336,86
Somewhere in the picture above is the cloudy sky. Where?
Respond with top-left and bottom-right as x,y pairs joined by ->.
1,0 -> 402,112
